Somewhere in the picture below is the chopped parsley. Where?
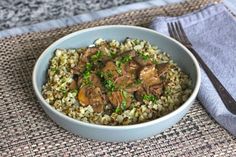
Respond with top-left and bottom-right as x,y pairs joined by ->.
97,71 -> 113,79
143,94 -> 157,103
121,90 -> 128,110
120,55 -> 132,63
82,63 -> 92,85
104,80 -> 115,92
135,79 -> 142,84
60,87 -> 67,96
115,107 -> 121,113
51,67 -> 59,74
109,51 -> 117,58
83,71 -> 91,84
138,51 -> 150,60
115,60 -> 122,74
91,51 -> 103,62
115,55 -> 132,75
152,60 -> 159,65
121,100 -> 127,110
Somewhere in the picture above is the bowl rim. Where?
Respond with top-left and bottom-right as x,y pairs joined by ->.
32,25 -> 201,130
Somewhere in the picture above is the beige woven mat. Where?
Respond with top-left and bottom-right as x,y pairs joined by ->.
1,0 -> 236,156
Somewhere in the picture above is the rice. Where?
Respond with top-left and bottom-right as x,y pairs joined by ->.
42,38 -> 192,126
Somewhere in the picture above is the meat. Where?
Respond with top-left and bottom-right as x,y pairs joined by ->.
82,47 -> 99,62
139,65 -> 161,87
75,44 -> 168,113
102,61 -> 119,79
157,63 -> 170,76
90,73 -> 103,88
108,91 -> 132,108
150,84 -> 163,97
69,80 -> 77,90
125,60 -> 140,76
134,56 -> 152,66
114,75 -> 134,88
77,73 -> 105,112
138,64 -> 164,98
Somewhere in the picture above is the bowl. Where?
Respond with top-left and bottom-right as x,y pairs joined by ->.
32,25 -> 201,142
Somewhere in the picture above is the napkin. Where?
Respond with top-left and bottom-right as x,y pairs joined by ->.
151,3 -> 236,136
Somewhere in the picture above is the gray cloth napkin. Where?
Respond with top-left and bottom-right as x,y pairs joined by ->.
151,3 -> 236,136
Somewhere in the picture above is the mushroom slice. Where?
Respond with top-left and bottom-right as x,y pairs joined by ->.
78,86 -> 105,113
78,86 -> 90,106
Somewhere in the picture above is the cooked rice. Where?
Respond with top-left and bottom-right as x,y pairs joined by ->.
42,38 -> 192,126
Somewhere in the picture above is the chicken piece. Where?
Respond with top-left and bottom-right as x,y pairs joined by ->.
108,91 -> 132,108
81,47 -> 99,62
157,63 -> 170,76
120,50 -> 136,58
89,87 -> 105,113
125,60 -> 140,75
69,80 -> 77,90
134,56 -> 152,66
134,87 -> 146,102
139,65 -> 161,87
114,74 -> 134,88
126,84 -> 142,93
90,73 -> 103,88
150,84 -> 163,97
72,48 -> 99,74
102,61 -> 119,79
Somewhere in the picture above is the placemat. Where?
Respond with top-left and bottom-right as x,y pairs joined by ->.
0,0 -> 235,156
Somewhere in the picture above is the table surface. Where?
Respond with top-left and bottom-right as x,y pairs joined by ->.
1,0 -> 236,156
1,0 -> 236,39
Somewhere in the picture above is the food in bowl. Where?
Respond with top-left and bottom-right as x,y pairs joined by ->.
42,38 -> 192,125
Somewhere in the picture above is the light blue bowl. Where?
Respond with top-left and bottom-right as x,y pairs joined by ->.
32,25 -> 201,142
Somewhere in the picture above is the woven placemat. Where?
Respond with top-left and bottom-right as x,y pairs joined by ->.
1,0 -> 236,156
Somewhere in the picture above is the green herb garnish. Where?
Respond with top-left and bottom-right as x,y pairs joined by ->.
143,94 -> 157,103
115,107 -> 121,113
109,51 -> 117,58
104,80 -> 116,92
121,100 -> 127,110
91,51 -> 103,62
60,87 -> 67,96
85,62 -> 92,70
83,71 -> 91,84
51,67 -> 59,74
152,60 -> 159,65
120,55 -> 132,63
133,39 -> 140,45
138,51 -> 150,60
135,79 -> 142,84
115,60 -> 122,74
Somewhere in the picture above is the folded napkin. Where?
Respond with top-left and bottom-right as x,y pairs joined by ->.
151,3 -> 236,136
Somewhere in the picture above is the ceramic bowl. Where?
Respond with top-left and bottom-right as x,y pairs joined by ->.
32,25 -> 201,142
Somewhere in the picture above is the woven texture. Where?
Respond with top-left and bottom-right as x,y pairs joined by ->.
1,0 -> 236,156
